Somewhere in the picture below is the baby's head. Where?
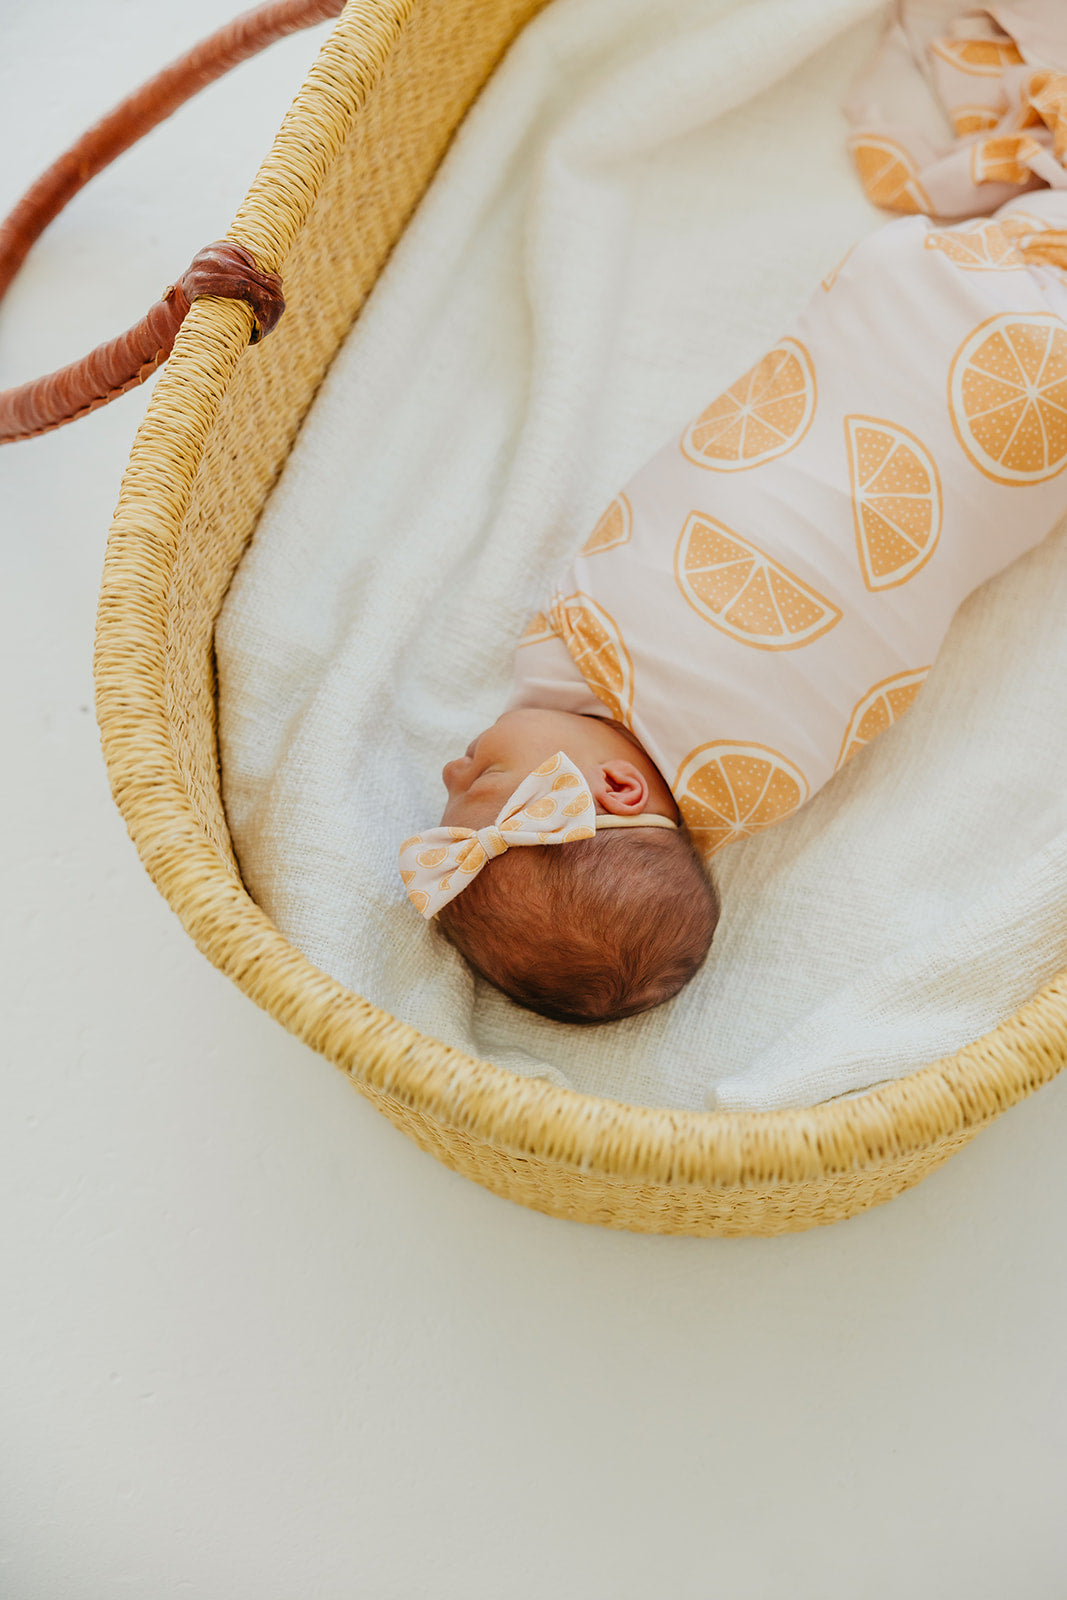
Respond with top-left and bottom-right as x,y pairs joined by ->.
419,709 -> 719,1024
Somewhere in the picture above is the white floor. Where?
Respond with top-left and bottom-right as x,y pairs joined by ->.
2,4 -> 1066,1597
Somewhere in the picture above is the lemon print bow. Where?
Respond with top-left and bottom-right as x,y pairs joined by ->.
399,751 -> 597,918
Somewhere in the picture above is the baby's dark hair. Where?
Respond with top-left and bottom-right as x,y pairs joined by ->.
437,826 -> 719,1024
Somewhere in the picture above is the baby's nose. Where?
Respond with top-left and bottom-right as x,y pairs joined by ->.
442,756 -> 467,790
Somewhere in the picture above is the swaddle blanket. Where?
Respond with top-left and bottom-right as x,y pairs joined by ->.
847,0 -> 1067,218
509,191 -> 1067,852
216,0 -> 1067,1114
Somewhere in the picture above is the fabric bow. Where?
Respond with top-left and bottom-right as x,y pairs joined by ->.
398,751 -> 597,918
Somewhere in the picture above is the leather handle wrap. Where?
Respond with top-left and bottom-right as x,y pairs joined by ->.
0,0 -> 345,444
0,242 -> 285,441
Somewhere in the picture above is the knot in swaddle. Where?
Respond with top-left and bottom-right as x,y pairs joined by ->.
846,1 -> 1067,220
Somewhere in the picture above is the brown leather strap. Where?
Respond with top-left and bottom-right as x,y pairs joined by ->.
0,242 -> 285,441
0,0 -> 346,444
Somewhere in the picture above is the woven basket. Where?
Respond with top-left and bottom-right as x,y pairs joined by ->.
94,0 -> 1067,1236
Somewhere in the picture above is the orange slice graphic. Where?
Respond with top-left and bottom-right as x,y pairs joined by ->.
970,133 -> 1042,186
675,512 -> 841,651
924,219 -> 1024,271
929,36 -> 1023,76
548,592 -> 634,726
845,417 -> 942,591
1028,70 -> 1067,160
835,668 -> 932,771
681,338 -> 816,471
1015,97 -> 1044,134
674,741 -> 809,860
951,104 -> 1002,137
580,492 -> 632,556
995,209 -> 1052,240
1016,227 -> 1067,273
519,610 -> 557,647
949,312 -> 1067,484
849,135 -> 932,214
994,210 -> 1065,268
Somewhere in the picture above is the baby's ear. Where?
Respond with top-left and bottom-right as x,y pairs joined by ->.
593,760 -> 649,815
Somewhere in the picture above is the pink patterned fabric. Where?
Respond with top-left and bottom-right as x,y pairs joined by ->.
509,191 -> 1067,862
845,0 -> 1067,219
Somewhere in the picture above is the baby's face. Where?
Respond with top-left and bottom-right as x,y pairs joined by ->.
440,708 -> 677,828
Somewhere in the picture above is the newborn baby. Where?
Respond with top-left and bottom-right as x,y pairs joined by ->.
400,191 -> 1067,1024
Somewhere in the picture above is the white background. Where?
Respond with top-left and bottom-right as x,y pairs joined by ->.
2,3 -> 1065,1595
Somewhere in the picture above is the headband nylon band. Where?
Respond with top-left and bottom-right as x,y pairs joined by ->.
595,814 -> 678,830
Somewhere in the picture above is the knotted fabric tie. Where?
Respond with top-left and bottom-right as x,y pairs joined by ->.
398,751 -> 677,918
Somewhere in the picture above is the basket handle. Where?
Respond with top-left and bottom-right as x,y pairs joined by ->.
0,0 -> 346,445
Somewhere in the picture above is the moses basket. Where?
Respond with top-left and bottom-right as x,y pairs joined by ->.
94,0 -> 1067,1236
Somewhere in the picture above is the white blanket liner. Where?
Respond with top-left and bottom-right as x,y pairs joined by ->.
216,0 -> 1067,1113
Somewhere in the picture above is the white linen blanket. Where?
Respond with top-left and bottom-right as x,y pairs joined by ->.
216,0 -> 1067,1113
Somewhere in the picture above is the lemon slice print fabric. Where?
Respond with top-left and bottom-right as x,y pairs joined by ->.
675,513 -> 841,650
549,592 -> 635,726
845,416 -> 943,591
674,741 -> 809,860
680,339 -> 816,471
949,312 -> 1067,485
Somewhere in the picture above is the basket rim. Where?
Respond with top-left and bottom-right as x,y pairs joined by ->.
94,0 -> 1067,1196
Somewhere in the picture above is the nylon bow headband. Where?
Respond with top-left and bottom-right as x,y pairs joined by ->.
398,750 -> 678,918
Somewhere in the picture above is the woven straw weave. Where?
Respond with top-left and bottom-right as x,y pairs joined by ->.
94,0 -> 1067,1235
